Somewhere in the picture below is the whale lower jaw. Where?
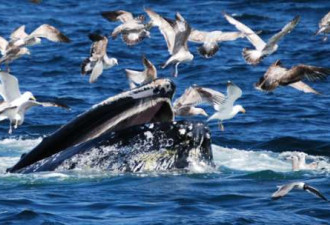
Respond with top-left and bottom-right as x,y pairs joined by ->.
14,121 -> 213,174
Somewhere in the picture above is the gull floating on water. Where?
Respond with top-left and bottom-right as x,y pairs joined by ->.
145,8 -> 193,77
0,72 -> 69,133
81,33 -> 118,83
255,60 -> 330,94
272,182 -> 328,201
173,86 -> 225,117
101,10 -> 151,46
315,11 -> 330,41
188,29 -> 245,58
223,13 -> 300,65
125,55 -> 157,89
207,81 -> 245,131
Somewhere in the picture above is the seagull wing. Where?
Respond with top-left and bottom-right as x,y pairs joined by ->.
320,12 -> 330,28
289,81 -> 320,95
145,8 -> 176,54
188,29 -> 207,43
271,182 -> 299,200
223,12 -> 266,50
174,86 -> 225,110
89,60 -> 104,83
101,10 -> 134,23
304,184 -> 328,201
29,24 -> 70,43
0,72 -> 21,102
285,64 -> 330,83
214,31 -> 245,42
88,33 -> 108,59
172,13 -> 191,54
10,25 -> 28,41
125,69 -> 146,88
264,16 -> 300,51
35,101 -> 70,110
0,36 -> 8,54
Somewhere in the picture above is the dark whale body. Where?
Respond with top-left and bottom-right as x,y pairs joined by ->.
8,79 -> 213,173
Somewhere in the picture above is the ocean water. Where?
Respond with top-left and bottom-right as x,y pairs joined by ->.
0,0 -> 329,224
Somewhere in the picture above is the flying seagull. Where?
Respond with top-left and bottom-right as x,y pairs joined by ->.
315,11 -> 330,41
0,72 -> 69,133
0,24 -> 70,70
101,10 -> 151,46
173,86 -> 225,117
223,12 -> 300,65
207,81 -> 245,131
255,60 -> 330,94
188,29 -> 245,58
0,40 -> 30,70
272,182 -> 328,201
81,33 -> 118,83
7,24 -> 70,49
125,55 -> 157,89
145,8 -> 193,77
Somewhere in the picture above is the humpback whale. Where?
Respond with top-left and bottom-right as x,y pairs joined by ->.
8,79 -> 213,173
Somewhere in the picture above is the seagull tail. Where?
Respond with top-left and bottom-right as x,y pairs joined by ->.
198,44 -> 219,59
242,48 -> 262,65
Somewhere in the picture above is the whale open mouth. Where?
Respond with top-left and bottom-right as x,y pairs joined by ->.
8,79 -> 176,173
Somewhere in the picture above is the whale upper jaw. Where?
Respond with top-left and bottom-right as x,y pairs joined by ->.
8,79 -> 176,173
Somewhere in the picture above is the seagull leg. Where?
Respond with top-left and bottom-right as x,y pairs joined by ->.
323,34 -> 328,42
8,123 -> 13,134
173,62 -> 179,77
218,121 -> 224,131
14,120 -> 19,129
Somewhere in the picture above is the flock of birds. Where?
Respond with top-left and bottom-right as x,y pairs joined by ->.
0,7 -> 329,201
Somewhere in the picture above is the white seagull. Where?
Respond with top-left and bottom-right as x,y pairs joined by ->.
207,81 -> 245,131
223,13 -> 300,65
81,33 -> 118,83
145,8 -> 193,77
101,10 -> 151,46
0,72 -> 69,133
315,11 -> 330,41
188,29 -> 245,58
173,86 -> 225,117
272,182 -> 328,201
125,55 -> 157,89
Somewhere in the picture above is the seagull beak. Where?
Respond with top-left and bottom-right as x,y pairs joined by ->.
241,108 -> 246,114
30,96 -> 36,101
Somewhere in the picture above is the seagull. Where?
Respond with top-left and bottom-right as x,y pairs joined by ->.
255,60 -> 330,94
101,10 -> 151,46
125,55 -> 157,89
207,81 -> 245,131
81,33 -> 118,83
223,13 -> 300,65
0,72 -> 69,133
272,182 -> 328,201
145,8 -> 193,77
188,29 -> 245,58
315,11 -> 330,41
296,152 -> 318,170
9,24 -> 70,47
173,86 -> 225,117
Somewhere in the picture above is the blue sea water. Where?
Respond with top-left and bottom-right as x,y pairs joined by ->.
0,0 -> 329,224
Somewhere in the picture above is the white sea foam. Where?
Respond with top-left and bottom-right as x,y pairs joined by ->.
212,145 -> 330,173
